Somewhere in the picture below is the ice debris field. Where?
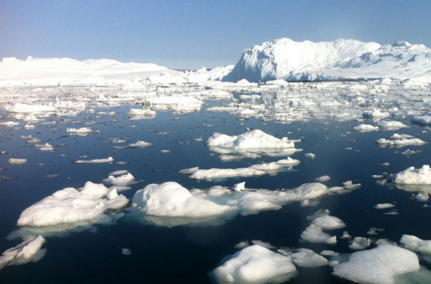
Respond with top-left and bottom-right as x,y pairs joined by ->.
1,38 -> 431,283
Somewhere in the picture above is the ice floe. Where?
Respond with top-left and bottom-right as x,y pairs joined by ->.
353,124 -> 379,132
291,248 -> 329,267
377,133 -> 426,147
17,181 -> 128,227
103,173 -> 136,186
73,157 -> 115,164
400,234 -> 431,254
211,245 -> 297,284
333,245 -> 420,284
390,165 -> 431,184
0,235 -> 46,270
300,224 -> 336,244
349,237 -> 371,250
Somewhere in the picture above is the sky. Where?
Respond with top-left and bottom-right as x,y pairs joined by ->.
1,0 -> 430,70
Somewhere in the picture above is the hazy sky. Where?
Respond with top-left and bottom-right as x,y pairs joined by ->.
1,0 -> 430,69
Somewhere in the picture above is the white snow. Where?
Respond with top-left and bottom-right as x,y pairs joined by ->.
126,141 -> 152,148
211,245 -> 297,284
333,245 -> 420,284
377,133 -> 426,147
376,120 -> 408,130
349,237 -> 371,250
66,127 -> 92,134
374,203 -> 396,209
390,165 -> 431,184
17,181 -> 128,226
311,215 -> 346,230
315,175 -> 331,182
353,124 -> 379,132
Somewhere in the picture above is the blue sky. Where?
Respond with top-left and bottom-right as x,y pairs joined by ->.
1,0 -> 430,70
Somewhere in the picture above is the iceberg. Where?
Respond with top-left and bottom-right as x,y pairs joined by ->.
0,235 -> 46,270
390,165 -> 431,184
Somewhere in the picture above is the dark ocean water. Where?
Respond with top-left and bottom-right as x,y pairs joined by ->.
1,106 -> 431,283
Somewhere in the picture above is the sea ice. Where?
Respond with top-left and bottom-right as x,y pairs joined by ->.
300,224 -> 336,244
291,248 -> 329,267
353,124 -> 379,132
311,215 -> 346,230
8,158 -> 27,165
400,234 -> 431,254
73,157 -> 115,164
17,181 -> 128,226
349,237 -> 371,250
211,245 -> 297,284
376,120 -> 408,130
390,165 -> 431,184
374,203 -> 395,209
132,182 -> 233,218
66,127 -> 93,134
103,173 -> 136,186
315,175 -> 331,182
333,245 -> 420,284
0,235 -> 46,270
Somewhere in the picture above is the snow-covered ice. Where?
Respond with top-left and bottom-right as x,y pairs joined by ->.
0,235 -> 46,270
400,234 -> 431,254
390,165 -> 431,184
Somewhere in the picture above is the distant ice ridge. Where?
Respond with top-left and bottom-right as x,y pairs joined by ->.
223,38 -> 431,82
17,181 -> 128,227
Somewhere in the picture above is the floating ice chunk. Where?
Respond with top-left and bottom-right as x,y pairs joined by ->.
0,235 -> 46,270
34,143 -> 54,152
291,248 -> 329,267
126,141 -> 152,148
232,181 -> 246,192
416,192 -> 429,202
362,109 -> 390,120
333,245 -> 420,284
353,124 -> 379,132
142,96 -> 203,113
374,203 -> 395,209
377,135 -> 426,147
300,224 -> 336,244
305,153 -> 315,159
17,181 -> 128,227
121,248 -> 131,255
234,192 -> 282,215
412,113 -> 431,126
8,158 -> 27,165
400,234 -> 431,254
275,157 -> 300,166
178,167 -> 199,175
320,250 -> 339,256
0,121 -> 20,127
311,215 -> 346,230
367,227 -> 384,235
390,165 -> 431,184
126,108 -> 156,120
7,103 -> 56,113
103,173 -> 135,186
132,182 -> 232,218
73,157 -> 115,164
349,237 -> 371,250
234,240 -> 250,249
211,245 -> 297,284
376,120 -> 408,130
189,166 -> 266,180
66,127 -> 92,134
207,129 -> 295,152
315,175 -> 330,182
108,170 -> 129,176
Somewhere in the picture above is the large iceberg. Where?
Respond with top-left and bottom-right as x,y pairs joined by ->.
223,38 -> 431,82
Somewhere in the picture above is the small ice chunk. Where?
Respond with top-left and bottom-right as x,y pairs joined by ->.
376,120 -> 408,130
103,173 -> 135,186
121,248 -> 131,255
291,248 -> 329,267
232,181 -> 246,192
0,235 -> 46,270
234,240 -> 250,249
311,215 -> 346,230
300,224 -> 337,244
126,141 -> 152,148
73,157 -> 115,164
305,153 -> 315,159
178,167 -> 199,175
349,237 -> 371,250
251,240 -> 275,249
353,124 -> 379,132
211,245 -> 297,284
8,158 -> 27,165
275,157 -> 300,166
66,127 -> 92,134
374,203 -> 395,209
315,175 -> 330,182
